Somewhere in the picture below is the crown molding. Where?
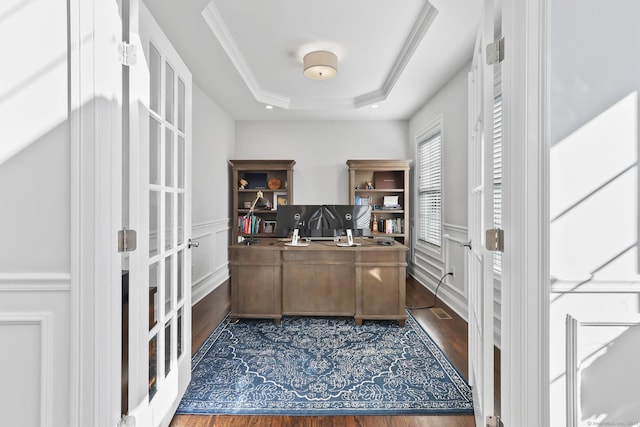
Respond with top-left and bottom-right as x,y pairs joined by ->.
202,0 -> 437,110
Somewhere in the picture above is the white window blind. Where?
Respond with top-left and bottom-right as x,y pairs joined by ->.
493,93 -> 503,271
418,132 -> 442,247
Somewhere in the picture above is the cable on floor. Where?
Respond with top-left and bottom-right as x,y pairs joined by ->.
407,272 -> 453,310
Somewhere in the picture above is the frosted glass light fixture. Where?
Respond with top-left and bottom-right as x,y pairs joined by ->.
303,51 -> 338,80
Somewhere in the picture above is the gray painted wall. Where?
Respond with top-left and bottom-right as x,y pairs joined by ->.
234,120 -> 410,205
408,63 -> 471,320
191,84 -> 235,302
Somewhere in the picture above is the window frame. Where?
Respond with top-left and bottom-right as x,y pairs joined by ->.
414,115 -> 444,256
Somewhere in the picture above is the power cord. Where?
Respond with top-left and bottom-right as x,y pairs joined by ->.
407,272 -> 453,310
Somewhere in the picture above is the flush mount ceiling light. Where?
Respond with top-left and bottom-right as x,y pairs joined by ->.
303,50 -> 338,80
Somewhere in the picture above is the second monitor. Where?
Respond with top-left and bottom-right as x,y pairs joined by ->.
275,204 -> 371,239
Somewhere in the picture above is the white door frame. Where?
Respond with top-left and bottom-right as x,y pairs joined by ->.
66,0 -> 552,425
501,0 -> 550,425
69,0 -> 123,425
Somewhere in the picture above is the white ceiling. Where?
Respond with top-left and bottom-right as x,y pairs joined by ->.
144,0 -> 481,121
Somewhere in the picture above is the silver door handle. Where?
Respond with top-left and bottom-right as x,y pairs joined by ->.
188,239 -> 200,249
460,240 -> 472,250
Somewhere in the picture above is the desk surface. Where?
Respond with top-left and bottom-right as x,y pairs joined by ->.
232,238 -> 408,252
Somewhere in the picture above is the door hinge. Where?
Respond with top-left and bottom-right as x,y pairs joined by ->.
486,37 -> 505,65
118,228 -> 137,253
485,228 -> 504,252
487,415 -> 503,427
118,41 -> 137,66
118,415 -> 135,427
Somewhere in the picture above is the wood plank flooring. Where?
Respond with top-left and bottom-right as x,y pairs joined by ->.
169,276 -> 492,427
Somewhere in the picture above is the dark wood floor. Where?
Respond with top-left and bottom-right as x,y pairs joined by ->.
170,276 -> 499,427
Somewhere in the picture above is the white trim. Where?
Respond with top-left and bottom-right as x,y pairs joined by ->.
0,312 -> 53,427
565,314 -> 640,427
201,2 -> 437,111
192,218 -> 229,231
551,282 -> 640,293
501,0 -> 550,425
69,1 -> 123,426
442,222 -> 468,234
565,315 -> 579,427
190,218 -> 231,306
0,273 -> 71,292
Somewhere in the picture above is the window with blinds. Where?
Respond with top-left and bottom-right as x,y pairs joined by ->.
418,131 -> 442,247
493,94 -> 503,271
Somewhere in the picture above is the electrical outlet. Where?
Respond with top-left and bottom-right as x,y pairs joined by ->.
449,267 -> 455,278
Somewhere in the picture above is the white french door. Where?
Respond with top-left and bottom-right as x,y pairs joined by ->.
126,1 -> 193,425
468,0 -> 500,424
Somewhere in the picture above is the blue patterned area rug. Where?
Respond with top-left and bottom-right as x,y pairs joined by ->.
176,311 -> 473,416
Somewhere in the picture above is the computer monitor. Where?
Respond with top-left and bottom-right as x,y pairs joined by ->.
275,204 -> 372,239
322,205 -> 372,237
274,205 -> 322,238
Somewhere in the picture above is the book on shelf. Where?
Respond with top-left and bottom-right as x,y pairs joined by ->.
237,215 -> 266,234
377,218 -> 404,234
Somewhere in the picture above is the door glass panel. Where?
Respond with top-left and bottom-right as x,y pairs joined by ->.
149,191 -> 160,256
177,136 -> 185,189
165,193 -> 173,250
150,44 -> 161,115
149,117 -> 161,185
164,320 -> 172,377
165,62 -> 174,124
177,307 -> 183,358
149,334 -> 158,400
149,262 -> 159,330
177,250 -> 183,302
165,129 -> 174,187
177,193 -> 184,245
178,78 -> 185,132
164,254 -> 173,313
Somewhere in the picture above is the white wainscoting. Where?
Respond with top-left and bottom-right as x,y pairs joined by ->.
0,273 -> 71,292
191,219 -> 231,305
410,223 -> 469,320
565,314 -> 640,427
0,312 -> 53,427
0,274 -> 71,427
410,223 -> 504,348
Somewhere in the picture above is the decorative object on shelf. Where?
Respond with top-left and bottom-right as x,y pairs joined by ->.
264,221 -> 276,234
239,178 -> 248,189
366,181 -> 374,189
243,201 -> 252,209
383,195 -> 400,209
273,191 -> 287,210
268,177 -> 281,189
244,172 -> 267,189
357,196 -> 370,206
374,171 -> 403,189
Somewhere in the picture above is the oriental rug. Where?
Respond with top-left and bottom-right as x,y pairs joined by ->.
176,310 -> 473,416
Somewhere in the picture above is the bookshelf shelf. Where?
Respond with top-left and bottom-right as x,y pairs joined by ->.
347,159 -> 411,245
229,160 -> 295,243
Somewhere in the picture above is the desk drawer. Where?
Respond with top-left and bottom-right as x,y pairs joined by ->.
283,250 -> 354,264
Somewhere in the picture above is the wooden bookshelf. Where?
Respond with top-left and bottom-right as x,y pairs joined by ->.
347,160 -> 411,245
229,160 -> 295,244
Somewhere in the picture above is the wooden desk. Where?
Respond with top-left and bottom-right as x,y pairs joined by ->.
229,240 -> 408,326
